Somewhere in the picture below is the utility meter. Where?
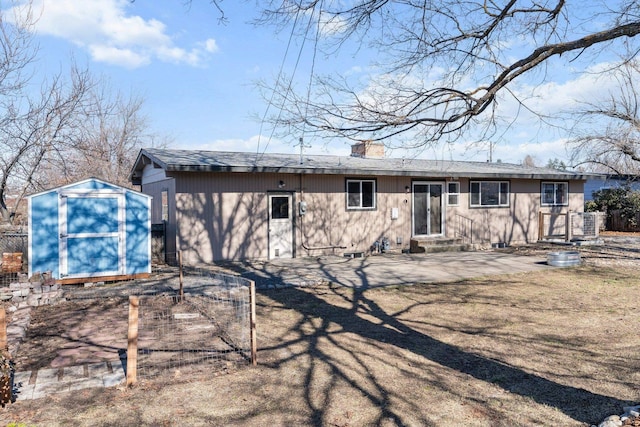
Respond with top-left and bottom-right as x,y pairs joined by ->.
299,201 -> 307,215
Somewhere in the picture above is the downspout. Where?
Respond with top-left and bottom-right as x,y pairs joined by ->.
298,173 -> 347,251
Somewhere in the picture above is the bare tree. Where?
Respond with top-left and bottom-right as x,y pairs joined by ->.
252,1 -> 640,147
0,0 -> 83,223
0,1 -> 156,224
569,60 -> 640,174
62,85 -> 151,188
0,61 -> 95,223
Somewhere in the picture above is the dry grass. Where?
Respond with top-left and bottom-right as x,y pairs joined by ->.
1,261 -> 639,426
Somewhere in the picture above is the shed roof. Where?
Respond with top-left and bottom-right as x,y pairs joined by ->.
130,148 -> 598,185
27,177 -> 151,199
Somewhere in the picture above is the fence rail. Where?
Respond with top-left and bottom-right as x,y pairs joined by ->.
127,280 -> 256,384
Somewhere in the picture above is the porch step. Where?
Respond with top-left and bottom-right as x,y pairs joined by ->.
409,237 -> 470,254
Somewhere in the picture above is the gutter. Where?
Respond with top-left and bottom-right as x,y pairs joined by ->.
163,164 -> 596,181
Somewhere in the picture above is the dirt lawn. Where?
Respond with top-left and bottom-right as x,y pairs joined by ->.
1,238 -> 639,426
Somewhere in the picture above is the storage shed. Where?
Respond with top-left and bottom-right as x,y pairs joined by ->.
27,178 -> 152,284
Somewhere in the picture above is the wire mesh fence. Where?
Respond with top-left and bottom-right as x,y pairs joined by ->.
570,212 -> 602,239
0,233 -> 27,256
133,268 -> 255,380
15,265 -> 257,385
0,233 -> 27,287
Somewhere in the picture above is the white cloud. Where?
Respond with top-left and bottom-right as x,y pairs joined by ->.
203,38 -> 219,53
505,62 -> 622,116
503,139 -> 571,165
383,135 -> 572,165
9,0 -> 218,69
89,45 -> 150,68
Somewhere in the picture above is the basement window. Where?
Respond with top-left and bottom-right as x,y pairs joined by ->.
470,181 -> 510,207
346,179 -> 376,210
542,182 -> 568,206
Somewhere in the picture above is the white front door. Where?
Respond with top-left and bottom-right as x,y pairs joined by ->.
268,194 -> 293,259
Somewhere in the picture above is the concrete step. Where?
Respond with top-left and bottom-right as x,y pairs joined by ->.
409,237 -> 470,254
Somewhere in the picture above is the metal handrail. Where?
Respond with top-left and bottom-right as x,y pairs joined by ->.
454,214 -> 474,244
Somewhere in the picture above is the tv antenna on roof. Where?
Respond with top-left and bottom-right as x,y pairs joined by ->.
296,137 -> 311,164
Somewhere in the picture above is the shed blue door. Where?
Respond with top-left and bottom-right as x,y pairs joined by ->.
60,191 -> 125,278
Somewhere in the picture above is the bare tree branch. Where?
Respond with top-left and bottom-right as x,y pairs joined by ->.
68,84 -> 151,187
0,62 -> 95,221
0,1 -> 155,225
255,1 -> 640,147
568,59 -> 640,173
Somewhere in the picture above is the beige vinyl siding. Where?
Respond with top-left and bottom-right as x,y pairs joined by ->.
297,175 -> 344,254
446,178 -> 585,245
171,172 -> 416,261
452,178 -> 538,245
143,168 -> 585,262
298,175 -> 412,255
172,172 -> 291,263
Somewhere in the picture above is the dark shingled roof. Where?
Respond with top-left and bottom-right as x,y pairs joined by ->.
130,148 -> 598,184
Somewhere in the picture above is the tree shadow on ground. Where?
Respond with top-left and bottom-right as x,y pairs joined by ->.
242,263 -> 634,426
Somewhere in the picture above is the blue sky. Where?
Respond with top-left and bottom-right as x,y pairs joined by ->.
6,0 -> 628,165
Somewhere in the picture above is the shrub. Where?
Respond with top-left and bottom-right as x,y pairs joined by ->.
589,187 -> 640,229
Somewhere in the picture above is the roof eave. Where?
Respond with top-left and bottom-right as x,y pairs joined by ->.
129,149 -> 170,185
164,165 -> 592,180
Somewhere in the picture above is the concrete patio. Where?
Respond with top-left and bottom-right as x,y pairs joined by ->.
238,250 -> 554,289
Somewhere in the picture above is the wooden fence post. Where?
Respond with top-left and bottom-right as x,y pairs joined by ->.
178,251 -> 184,303
0,307 -> 12,406
0,308 -> 6,352
538,211 -> 544,241
249,280 -> 257,366
127,296 -> 139,386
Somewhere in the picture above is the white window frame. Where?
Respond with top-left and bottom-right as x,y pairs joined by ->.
346,179 -> 376,210
541,182 -> 569,206
470,181 -> 510,207
447,181 -> 460,206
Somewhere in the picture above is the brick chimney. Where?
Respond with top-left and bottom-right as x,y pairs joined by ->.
351,141 -> 385,158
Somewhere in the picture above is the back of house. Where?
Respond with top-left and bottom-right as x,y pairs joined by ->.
130,143 -> 592,264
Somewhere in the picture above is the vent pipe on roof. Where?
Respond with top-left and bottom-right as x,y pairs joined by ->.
298,137 -> 310,164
